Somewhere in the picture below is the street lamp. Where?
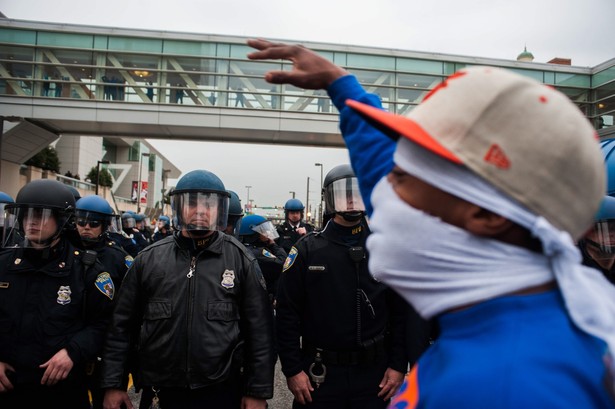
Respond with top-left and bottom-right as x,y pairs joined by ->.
289,191 -> 296,199
95,160 -> 110,196
245,185 -> 252,212
137,153 -> 150,213
306,177 -> 310,223
314,163 -> 324,228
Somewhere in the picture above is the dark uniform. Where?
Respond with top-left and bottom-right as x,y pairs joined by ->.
80,236 -> 133,409
108,230 -> 141,258
243,240 -> 287,304
276,220 -> 315,253
0,238 -> 116,408
276,219 -> 408,408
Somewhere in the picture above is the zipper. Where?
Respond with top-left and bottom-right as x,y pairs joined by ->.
187,256 -> 196,278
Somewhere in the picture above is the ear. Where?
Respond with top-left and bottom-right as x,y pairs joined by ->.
463,206 -> 514,237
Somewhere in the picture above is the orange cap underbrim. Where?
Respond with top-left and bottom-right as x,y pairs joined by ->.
345,99 -> 463,164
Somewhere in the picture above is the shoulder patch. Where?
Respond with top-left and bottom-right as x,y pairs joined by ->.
262,249 -> 276,259
124,255 -> 134,268
282,247 -> 298,272
95,272 -> 115,300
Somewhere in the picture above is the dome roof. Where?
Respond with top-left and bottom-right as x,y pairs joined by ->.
517,46 -> 534,62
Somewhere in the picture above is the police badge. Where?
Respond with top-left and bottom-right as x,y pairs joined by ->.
221,269 -> 235,289
57,285 -> 72,305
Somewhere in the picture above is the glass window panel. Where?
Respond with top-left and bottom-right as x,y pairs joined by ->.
593,65 -> 615,88
555,72 -> 590,87
397,58 -> 443,75
0,28 -> 36,45
398,87 -> 429,104
556,87 -> 590,103
507,68 -> 544,82
398,73 -> 442,90
350,69 -> 394,87
108,37 -> 162,53
444,62 -> 458,76
163,40 -> 217,57
332,52 -> 347,67
543,71 -> 556,85
347,53 -> 394,70
38,32 -> 93,48
128,143 -> 139,162
106,53 -> 158,81
230,44 -> 253,59
0,45 -> 34,62
93,35 -> 108,50
596,81 -> 615,101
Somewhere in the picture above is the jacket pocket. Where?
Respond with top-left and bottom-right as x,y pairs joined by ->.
143,301 -> 171,320
207,301 -> 239,322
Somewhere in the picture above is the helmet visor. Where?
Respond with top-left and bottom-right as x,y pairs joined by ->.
587,220 -> 615,258
251,220 -> 279,240
172,192 -> 229,232
3,206 -> 64,248
324,177 -> 365,214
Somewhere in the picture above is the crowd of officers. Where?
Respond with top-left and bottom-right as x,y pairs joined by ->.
0,164 -> 433,409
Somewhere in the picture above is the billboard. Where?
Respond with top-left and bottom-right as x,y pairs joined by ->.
131,181 -> 148,204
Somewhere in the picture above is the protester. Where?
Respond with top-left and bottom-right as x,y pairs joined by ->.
99,169 -> 274,409
248,39 -> 615,407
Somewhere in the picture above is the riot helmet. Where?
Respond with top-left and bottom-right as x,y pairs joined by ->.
323,164 -> 365,222
121,211 -> 136,229
157,215 -> 171,230
239,214 -> 279,243
75,195 -> 115,244
0,191 -> 15,228
226,190 -> 244,237
170,169 -> 230,234
581,195 -> 615,260
284,198 -> 305,222
67,185 -> 82,201
3,180 -> 75,248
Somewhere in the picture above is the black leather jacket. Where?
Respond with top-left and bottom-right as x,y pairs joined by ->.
100,232 -> 275,398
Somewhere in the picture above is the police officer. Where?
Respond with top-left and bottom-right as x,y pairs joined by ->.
276,198 -> 315,253
239,214 -> 287,305
224,190 -> 244,238
579,195 -> 615,284
134,213 -> 152,243
120,211 -> 148,256
151,215 -> 173,242
276,164 -> 408,408
0,180 -> 116,408
74,194 -> 133,408
100,169 -> 274,409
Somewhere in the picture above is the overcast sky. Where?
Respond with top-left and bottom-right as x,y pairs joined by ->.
1,0 -> 614,208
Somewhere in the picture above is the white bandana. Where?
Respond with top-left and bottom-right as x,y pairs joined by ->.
368,138 -> 615,359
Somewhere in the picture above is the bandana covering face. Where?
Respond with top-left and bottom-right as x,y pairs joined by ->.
368,138 -> 615,360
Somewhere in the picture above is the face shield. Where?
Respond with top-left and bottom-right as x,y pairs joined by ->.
108,215 -> 121,234
251,220 -> 279,240
0,202 -> 16,231
3,205 -> 68,249
172,191 -> 229,232
324,177 -> 366,216
585,220 -> 615,259
122,216 -> 136,229
75,210 -> 110,243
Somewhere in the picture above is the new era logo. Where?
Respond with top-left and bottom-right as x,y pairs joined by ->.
484,144 -> 510,169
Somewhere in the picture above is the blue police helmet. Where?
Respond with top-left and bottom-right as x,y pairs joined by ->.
76,195 -> 114,216
228,190 -> 243,216
600,138 -> 615,196
595,195 -> 615,221
239,214 -> 267,236
170,169 -> 230,232
284,198 -> 304,211
134,213 -> 145,222
158,215 -> 170,227
0,191 -> 14,203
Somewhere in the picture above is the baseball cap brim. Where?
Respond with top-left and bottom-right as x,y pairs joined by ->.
345,99 -> 462,165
